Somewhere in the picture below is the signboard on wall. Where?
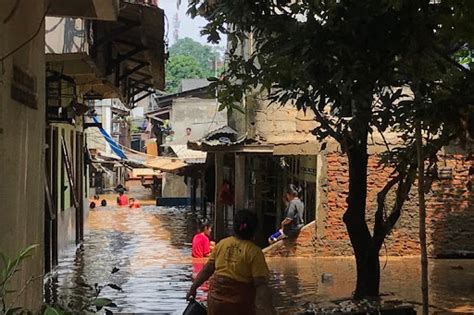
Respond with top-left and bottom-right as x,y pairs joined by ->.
299,156 -> 317,182
11,65 -> 38,109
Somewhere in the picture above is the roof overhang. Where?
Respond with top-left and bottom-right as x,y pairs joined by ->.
48,0 -> 119,21
145,157 -> 188,172
91,3 -> 166,107
132,168 -> 161,177
188,141 -> 274,153
46,53 -> 121,99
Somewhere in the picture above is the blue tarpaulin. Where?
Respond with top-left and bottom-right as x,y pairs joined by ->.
92,116 -> 127,160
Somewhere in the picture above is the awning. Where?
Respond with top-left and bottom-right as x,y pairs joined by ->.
273,142 -> 319,156
169,145 -> 207,164
132,168 -> 161,177
145,157 -> 187,172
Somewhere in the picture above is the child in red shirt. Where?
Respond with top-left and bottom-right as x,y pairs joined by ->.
192,222 -> 214,258
129,198 -> 140,209
117,191 -> 129,206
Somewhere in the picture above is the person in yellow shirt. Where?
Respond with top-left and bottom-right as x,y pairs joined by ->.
186,210 -> 275,315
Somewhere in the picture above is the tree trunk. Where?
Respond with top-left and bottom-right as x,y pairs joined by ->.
343,134 -> 375,299
367,245 -> 381,297
416,121 -> 429,315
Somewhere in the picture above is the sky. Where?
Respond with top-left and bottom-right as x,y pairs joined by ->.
159,0 -> 226,49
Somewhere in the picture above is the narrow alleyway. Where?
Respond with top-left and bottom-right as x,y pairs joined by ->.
44,187 -> 474,314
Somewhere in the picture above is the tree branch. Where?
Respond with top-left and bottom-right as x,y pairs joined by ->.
373,164 -> 417,250
312,109 -> 344,143
432,47 -> 473,76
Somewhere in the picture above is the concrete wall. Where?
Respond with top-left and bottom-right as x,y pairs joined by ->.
170,97 -> 227,144
0,0 -> 47,310
162,173 -> 188,198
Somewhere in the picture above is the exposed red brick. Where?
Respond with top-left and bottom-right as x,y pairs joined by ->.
265,152 -> 474,258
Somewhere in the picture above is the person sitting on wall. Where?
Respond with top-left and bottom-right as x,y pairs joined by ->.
277,184 -> 305,240
117,190 -> 129,206
129,197 -> 141,209
192,221 -> 214,258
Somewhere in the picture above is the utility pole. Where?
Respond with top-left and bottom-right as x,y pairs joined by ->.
173,12 -> 180,44
416,120 -> 429,315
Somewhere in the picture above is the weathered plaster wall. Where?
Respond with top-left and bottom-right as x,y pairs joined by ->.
170,98 -> 227,143
0,0 -> 46,309
162,173 -> 188,198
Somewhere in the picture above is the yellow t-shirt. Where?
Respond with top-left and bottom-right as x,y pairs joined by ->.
208,236 -> 269,283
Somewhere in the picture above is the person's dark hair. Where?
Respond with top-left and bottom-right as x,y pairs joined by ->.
129,197 -> 135,202
89,201 -> 96,209
287,184 -> 302,197
101,199 -> 107,207
199,220 -> 211,232
93,195 -> 100,200
233,210 -> 258,240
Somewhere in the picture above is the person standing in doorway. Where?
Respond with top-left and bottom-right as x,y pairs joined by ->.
280,184 -> 305,238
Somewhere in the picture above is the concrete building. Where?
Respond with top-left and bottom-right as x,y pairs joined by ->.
0,0 -> 165,310
146,85 -> 227,205
189,96 -> 321,245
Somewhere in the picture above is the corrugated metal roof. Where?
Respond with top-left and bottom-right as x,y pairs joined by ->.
169,145 -> 207,163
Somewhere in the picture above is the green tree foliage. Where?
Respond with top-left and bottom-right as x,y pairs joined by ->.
166,38 -> 222,93
169,37 -> 220,75
165,54 -> 206,93
188,0 -> 474,299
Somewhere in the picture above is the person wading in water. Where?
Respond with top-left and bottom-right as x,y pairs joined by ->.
186,210 -> 275,315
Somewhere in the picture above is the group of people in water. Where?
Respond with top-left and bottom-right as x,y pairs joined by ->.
189,184 -> 304,315
89,185 -> 141,209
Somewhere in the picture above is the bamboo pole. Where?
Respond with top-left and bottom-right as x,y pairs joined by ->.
416,120 -> 429,315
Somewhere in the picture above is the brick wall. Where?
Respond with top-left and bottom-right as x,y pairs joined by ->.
265,152 -> 474,257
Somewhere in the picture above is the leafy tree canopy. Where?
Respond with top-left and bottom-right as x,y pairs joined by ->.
165,54 -> 206,93
189,0 -> 474,299
169,37 -> 220,74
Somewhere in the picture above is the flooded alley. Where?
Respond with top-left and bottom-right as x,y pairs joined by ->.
44,194 -> 474,314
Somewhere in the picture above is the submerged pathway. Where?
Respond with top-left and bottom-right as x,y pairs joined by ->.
45,192 -> 474,314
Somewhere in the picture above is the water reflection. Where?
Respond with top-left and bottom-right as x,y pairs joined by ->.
267,257 -> 474,313
45,203 -> 474,314
45,206 -> 197,313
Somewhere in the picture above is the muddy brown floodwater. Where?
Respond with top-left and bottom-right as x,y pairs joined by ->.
44,202 -> 474,314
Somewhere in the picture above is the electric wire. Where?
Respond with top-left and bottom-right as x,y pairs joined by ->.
0,4 -> 51,62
